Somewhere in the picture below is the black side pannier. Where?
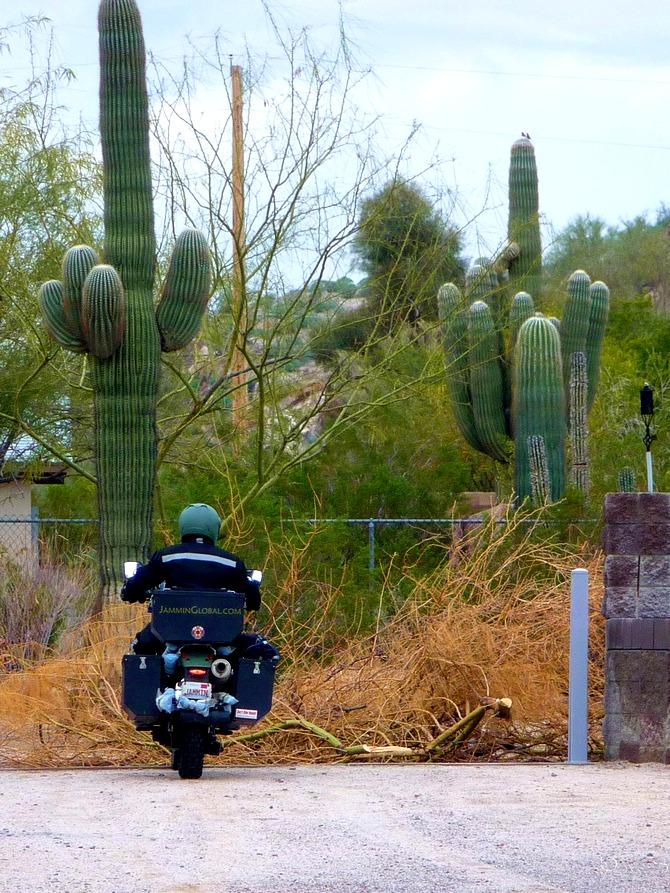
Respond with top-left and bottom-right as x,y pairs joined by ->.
122,654 -> 162,724
232,657 -> 276,724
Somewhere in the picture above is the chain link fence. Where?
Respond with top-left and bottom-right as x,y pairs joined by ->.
0,513 -> 601,574
0,514 -> 99,565
305,516 -> 601,573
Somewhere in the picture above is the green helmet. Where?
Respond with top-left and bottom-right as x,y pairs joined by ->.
178,503 -> 221,543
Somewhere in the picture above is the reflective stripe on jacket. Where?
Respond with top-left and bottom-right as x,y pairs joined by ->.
121,538 -> 261,610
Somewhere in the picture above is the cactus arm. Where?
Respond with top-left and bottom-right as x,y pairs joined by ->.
467,300 -> 508,462
509,291 -> 534,351
569,351 -> 589,493
528,434 -> 550,504
507,137 -> 541,299
493,241 -> 520,276
469,258 -> 505,340
39,280 -> 87,352
585,280 -> 609,411
62,245 -> 99,336
465,264 -> 489,302
437,283 -> 483,452
513,315 -> 565,502
156,229 -> 213,352
560,269 -> 591,396
468,261 -> 510,419
82,265 -> 126,359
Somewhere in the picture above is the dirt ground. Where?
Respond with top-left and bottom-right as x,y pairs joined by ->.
1,762 -> 668,893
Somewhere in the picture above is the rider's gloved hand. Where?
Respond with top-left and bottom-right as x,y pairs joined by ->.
120,583 -> 143,603
235,632 -> 280,663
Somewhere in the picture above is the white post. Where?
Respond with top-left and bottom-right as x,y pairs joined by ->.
646,450 -> 654,493
568,568 -> 589,764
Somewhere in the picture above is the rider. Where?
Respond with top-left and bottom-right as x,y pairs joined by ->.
121,503 -> 268,656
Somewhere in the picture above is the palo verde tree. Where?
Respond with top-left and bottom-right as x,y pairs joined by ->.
352,179 -> 463,328
143,11 -> 453,523
0,20 -> 101,469
38,0 -> 212,600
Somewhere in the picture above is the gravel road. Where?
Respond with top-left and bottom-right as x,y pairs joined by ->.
1,762 -> 668,893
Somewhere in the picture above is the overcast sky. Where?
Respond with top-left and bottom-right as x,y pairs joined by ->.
4,0 -> 670,269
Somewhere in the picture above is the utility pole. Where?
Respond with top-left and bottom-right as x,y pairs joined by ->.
230,62 -> 249,434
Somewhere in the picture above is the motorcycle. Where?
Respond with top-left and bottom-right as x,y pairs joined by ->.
121,562 -> 277,779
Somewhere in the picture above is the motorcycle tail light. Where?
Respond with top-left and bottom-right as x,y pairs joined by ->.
186,667 -> 208,679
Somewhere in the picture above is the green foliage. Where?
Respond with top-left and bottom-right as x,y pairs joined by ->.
353,180 -> 463,327
147,340 -> 477,625
573,291 -> 670,502
0,70 -> 101,466
545,209 -> 670,313
310,304 -> 376,363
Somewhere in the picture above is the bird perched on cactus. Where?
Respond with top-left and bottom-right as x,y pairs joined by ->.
39,0 -> 212,600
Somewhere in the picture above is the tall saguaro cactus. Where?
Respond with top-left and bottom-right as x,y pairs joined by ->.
39,0 -> 212,598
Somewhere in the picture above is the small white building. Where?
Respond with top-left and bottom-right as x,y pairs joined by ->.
0,465 -> 66,560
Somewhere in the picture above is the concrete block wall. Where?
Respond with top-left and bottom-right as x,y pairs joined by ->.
603,492 -> 670,763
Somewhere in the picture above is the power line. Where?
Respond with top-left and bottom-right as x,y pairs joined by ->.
3,46 -> 670,89
393,121 -> 670,152
372,61 -> 670,87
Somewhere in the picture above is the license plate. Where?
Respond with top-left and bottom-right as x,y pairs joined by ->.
180,681 -> 212,700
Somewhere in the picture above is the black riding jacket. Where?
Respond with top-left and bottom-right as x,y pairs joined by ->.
121,538 -> 261,610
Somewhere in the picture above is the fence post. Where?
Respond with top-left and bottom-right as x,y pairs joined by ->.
368,520 -> 376,573
568,567 -> 589,764
31,505 -> 40,558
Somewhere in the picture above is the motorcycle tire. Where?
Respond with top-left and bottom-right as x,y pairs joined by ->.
170,748 -> 181,771
178,726 -> 205,779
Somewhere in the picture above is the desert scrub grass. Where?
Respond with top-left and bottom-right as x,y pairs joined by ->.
0,552 -> 95,666
0,513 -> 603,766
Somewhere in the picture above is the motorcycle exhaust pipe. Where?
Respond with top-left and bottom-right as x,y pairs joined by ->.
211,658 -> 232,681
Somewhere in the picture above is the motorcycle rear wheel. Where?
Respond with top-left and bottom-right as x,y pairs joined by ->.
178,726 -> 205,779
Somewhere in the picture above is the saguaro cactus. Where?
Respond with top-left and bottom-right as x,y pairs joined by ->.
618,467 -> 637,493
438,138 -> 609,504
439,275 -> 607,502
39,0 -> 212,597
